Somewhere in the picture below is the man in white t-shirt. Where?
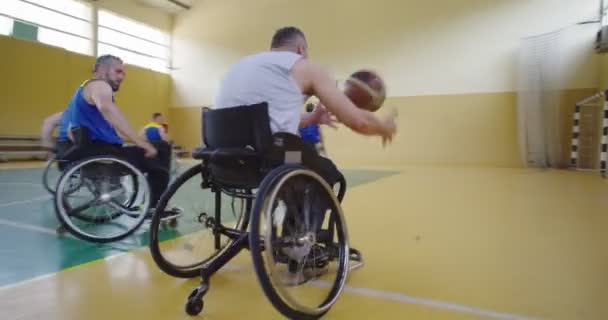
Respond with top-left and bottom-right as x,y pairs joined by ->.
215,26 -> 397,184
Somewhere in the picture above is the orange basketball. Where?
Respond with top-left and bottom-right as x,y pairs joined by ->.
344,70 -> 386,112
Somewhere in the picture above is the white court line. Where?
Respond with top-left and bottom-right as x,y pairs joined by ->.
310,281 -> 542,320
0,270 -> 58,292
0,244 -> 132,292
0,248 -> 243,292
0,256 -> 539,320
0,218 -> 59,236
0,182 -> 42,187
0,195 -> 52,209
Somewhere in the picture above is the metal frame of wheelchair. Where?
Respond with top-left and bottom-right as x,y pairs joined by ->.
147,103 -> 364,319
43,144 -> 179,195
45,129 -> 153,243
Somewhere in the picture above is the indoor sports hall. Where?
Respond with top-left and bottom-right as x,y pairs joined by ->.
0,1 -> 607,320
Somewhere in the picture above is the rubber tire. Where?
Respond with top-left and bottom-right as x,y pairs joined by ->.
249,165 -> 349,320
54,156 -> 150,243
149,163 -> 250,278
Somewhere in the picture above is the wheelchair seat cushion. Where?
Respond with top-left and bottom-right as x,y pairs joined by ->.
191,146 -> 266,188
191,147 -> 260,161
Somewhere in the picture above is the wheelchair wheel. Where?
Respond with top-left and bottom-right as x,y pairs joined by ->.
149,164 -> 249,278
42,158 -> 71,194
42,158 -> 57,194
54,156 -> 150,243
250,165 -> 350,320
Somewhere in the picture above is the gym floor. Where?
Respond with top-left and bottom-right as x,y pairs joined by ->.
0,161 -> 606,320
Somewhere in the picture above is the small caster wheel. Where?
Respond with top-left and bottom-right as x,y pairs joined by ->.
185,286 -> 207,316
185,297 -> 204,316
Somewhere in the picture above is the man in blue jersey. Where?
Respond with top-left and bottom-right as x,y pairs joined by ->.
140,112 -> 170,142
298,103 -> 327,156
53,54 -> 174,216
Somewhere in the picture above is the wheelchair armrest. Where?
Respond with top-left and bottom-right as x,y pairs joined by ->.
192,147 -> 260,161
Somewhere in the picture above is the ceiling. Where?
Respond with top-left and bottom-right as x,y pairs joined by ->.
135,0 -> 197,14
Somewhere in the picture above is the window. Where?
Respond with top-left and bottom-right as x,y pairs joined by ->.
97,10 -> 170,73
0,2 -> 172,73
0,16 -> 12,36
0,0 -> 92,55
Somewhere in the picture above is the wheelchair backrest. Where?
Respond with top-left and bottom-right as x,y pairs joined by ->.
70,127 -> 90,148
202,102 -> 272,154
57,127 -> 90,162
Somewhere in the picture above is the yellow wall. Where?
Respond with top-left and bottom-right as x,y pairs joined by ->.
172,0 -> 598,104
0,35 -> 171,137
167,107 -> 202,151
599,54 -> 608,90
322,92 -> 520,168
169,0 -> 599,167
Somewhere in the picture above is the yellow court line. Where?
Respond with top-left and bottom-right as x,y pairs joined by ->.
0,161 -> 47,169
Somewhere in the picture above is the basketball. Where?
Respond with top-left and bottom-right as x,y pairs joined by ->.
344,69 -> 386,112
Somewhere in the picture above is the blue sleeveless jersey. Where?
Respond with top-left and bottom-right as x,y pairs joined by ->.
66,80 -> 123,145
143,122 -> 162,141
57,108 -> 71,142
299,124 -> 321,143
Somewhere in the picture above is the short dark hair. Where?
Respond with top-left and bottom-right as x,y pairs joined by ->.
271,26 -> 306,49
152,112 -> 162,119
93,54 -> 123,72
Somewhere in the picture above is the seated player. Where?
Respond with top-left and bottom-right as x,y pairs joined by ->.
140,112 -> 170,143
214,26 -> 395,279
60,54 -> 177,217
215,26 -> 396,187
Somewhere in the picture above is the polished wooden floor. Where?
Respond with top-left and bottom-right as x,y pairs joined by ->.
0,164 -> 607,320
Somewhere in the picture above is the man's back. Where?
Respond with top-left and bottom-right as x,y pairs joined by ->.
215,51 -> 306,134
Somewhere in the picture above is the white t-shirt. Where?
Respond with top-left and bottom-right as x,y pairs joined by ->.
214,51 -> 306,134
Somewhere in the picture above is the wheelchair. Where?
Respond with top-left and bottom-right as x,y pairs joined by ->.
42,141 -> 76,195
148,103 -> 364,319
44,140 -> 179,195
50,127 -> 153,243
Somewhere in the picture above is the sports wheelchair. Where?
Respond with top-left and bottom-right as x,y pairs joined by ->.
148,102 -> 364,319
43,136 -> 179,195
47,127 -> 162,243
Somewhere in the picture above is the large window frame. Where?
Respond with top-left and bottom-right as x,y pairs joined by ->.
0,0 -> 93,55
96,9 -> 171,73
0,0 -> 171,74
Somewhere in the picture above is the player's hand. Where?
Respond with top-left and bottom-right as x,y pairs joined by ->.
141,142 -> 158,158
41,138 -> 54,149
381,108 -> 398,146
315,103 -> 338,129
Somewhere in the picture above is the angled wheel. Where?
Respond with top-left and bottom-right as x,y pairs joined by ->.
149,164 -> 250,278
42,158 -> 58,194
42,158 -> 74,194
250,165 -> 350,320
54,156 -> 150,243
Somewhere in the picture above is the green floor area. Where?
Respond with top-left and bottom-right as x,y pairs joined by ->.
0,164 -> 399,287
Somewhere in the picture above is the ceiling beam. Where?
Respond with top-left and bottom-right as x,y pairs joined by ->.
167,0 -> 191,10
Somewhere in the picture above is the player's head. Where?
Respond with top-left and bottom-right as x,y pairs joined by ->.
271,26 -> 308,58
152,112 -> 163,123
93,54 -> 125,92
